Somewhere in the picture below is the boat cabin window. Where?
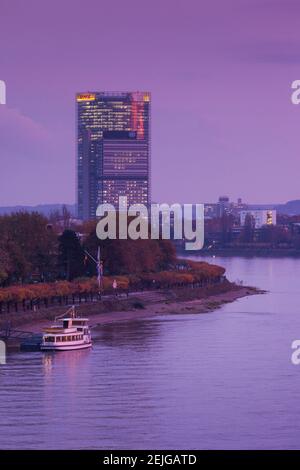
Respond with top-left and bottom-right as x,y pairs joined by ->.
72,320 -> 85,326
44,336 -> 55,342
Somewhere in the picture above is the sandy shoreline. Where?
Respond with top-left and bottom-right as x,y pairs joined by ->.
91,286 -> 261,329
18,285 -> 262,334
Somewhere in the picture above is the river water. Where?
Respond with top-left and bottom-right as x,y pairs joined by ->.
1,256 -> 300,450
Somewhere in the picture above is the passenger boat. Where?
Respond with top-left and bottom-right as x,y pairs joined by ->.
41,306 -> 92,351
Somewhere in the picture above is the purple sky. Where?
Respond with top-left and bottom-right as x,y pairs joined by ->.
1,0 -> 300,206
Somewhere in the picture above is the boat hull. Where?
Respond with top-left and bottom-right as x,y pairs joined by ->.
41,342 -> 92,351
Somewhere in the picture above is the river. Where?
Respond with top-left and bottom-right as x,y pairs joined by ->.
1,256 -> 300,449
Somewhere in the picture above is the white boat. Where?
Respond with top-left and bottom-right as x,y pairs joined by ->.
41,307 -> 92,351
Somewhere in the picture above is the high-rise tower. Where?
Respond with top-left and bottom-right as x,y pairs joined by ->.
77,91 -> 151,220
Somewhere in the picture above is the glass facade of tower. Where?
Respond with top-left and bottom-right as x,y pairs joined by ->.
77,92 -> 151,220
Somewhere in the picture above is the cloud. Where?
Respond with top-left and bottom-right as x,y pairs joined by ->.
0,106 -> 51,159
0,104 -> 75,206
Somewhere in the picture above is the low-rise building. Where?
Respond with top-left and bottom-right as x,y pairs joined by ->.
240,210 -> 276,228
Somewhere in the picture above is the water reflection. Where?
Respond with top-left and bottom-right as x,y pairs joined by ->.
42,349 -> 91,380
96,319 -> 163,349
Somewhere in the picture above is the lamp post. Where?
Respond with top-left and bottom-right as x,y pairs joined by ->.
84,247 -> 103,299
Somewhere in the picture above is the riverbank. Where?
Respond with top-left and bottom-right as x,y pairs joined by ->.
90,285 -> 262,330
1,281 -> 263,338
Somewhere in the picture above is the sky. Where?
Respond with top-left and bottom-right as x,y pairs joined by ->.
0,0 -> 300,206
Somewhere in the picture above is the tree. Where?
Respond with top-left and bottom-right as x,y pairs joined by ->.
61,205 -> 72,230
240,213 -> 255,243
0,247 -> 12,285
48,205 -> 73,231
220,214 -> 233,245
83,220 -> 177,275
0,211 -> 57,282
58,230 -> 85,280
156,239 -> 176,268
258,225 -> 290,245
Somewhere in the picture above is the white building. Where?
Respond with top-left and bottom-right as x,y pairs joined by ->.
240,210 -> 276,229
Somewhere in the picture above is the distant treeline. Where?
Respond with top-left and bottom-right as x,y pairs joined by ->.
0,210 -> 178,285
203,213 -> 300,249
0,211 -> 225,290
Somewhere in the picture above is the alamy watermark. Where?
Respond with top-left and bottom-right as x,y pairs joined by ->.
0,340 -> 6,364
291,340 -> 300,365
96,197 -> 204,251
0,80 -> 6,104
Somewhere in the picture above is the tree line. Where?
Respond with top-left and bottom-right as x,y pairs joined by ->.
0,260 -> 225,310
204,213 -> 300,247
0,210 -> 227,312
0,211 -> 180,285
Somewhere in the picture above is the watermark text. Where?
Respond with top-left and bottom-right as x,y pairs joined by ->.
96,197 -> 204,251
0,340 -> 6,364
0,80 -> 6,104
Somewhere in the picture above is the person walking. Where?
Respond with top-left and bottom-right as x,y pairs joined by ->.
113,279 -> 118,297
